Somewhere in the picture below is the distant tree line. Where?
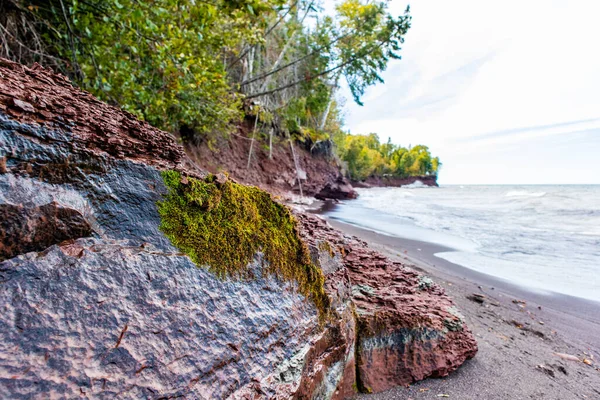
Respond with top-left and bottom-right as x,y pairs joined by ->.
333,132 -> 440,181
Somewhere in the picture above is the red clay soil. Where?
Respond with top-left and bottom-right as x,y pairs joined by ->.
185,120 -> 356,200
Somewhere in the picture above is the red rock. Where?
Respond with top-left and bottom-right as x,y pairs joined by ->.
316,176 -> 358,200
0,202 -> 92,261
354,175 -> 439,188
12,98 -> 35,113
297,213 -> 478,393
0,57 -> 194,176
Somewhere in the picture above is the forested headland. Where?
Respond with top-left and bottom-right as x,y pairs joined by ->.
1,0 -> 439,182
333,132 -> 439,181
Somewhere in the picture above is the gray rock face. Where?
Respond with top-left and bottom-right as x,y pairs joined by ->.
0,239 -> 320,399
0,114 -> 331,398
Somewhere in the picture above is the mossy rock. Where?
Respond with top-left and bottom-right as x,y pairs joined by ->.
157,170 -> 329,320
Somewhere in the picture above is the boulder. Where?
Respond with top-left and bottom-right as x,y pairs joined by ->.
315,176 -> 358,201
297,214 -> 478,394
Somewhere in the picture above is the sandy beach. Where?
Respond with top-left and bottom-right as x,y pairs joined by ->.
317,211 -> 600,399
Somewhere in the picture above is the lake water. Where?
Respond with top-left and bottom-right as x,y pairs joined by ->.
324,184 -> 600,302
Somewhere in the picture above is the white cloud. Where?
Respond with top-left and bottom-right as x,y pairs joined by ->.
340,0 -> 600,184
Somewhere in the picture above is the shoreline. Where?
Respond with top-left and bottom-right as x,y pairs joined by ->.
326,218 -> 600,345
315,204 -> 600,399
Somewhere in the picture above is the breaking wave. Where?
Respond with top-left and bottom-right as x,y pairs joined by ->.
326,185 -> 600,302
505,190 -> 547,198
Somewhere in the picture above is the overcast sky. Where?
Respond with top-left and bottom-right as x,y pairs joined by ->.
337,0 -> 600,184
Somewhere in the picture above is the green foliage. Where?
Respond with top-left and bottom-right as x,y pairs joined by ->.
21,0 -> 281,134
282,96 -> 329,145
237,0 -> 411,143
7,0 -> 412,146
157,170 -> 329,320
334,2 -> 411,105
333,132 -> 441,181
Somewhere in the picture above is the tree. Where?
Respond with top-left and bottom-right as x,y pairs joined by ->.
1,0 -> 413,150
2,0 -> 280,134
238,0 -> 411,139
333,131 -> 441,180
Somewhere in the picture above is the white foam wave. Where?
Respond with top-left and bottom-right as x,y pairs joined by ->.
581,231 -> 600,237
403,180 -> 425,188
343,184 -> 600,303
505,190 -> 546,198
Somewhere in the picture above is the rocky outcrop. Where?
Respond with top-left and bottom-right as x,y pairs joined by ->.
315,176 -> 358,201
185,118 -> 357,200
297,214 -> 478,394
0,58 -> 475,399
0,58 -> 327,399
0,61 -> 186,171
354,175 -> 438,188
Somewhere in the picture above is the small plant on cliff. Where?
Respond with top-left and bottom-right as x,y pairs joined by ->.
157,170 -> 329,320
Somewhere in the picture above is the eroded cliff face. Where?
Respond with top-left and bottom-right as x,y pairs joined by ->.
185,121 -> 357,201
0,59 -> 476,399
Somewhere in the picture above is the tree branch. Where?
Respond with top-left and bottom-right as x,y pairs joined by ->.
259,0 -> 314,92
59,0 -> 81,79
265,0 -> 298,37
226,1 -> 298,72
240,30 -> 351,87
245,36 -> 391,100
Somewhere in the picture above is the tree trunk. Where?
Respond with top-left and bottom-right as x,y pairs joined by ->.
259,1 -> 314,93
269,128 -> 274,159
246,112 -> 260,169
318,72 -> 340,131
288,133 -> 303,198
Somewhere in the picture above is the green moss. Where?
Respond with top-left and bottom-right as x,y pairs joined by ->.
157,170 -> 329,320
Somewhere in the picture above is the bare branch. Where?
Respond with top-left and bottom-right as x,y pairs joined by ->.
240,30 -> 351,87
259,1 -> 315,93
265,1 -> 298,37
246,36 -> 390,100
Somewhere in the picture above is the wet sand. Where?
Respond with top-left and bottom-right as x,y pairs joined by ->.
319,210 -> 600,399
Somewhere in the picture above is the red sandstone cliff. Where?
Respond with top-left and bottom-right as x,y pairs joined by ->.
186,119 -> 357,201
0,58 -> 475,398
